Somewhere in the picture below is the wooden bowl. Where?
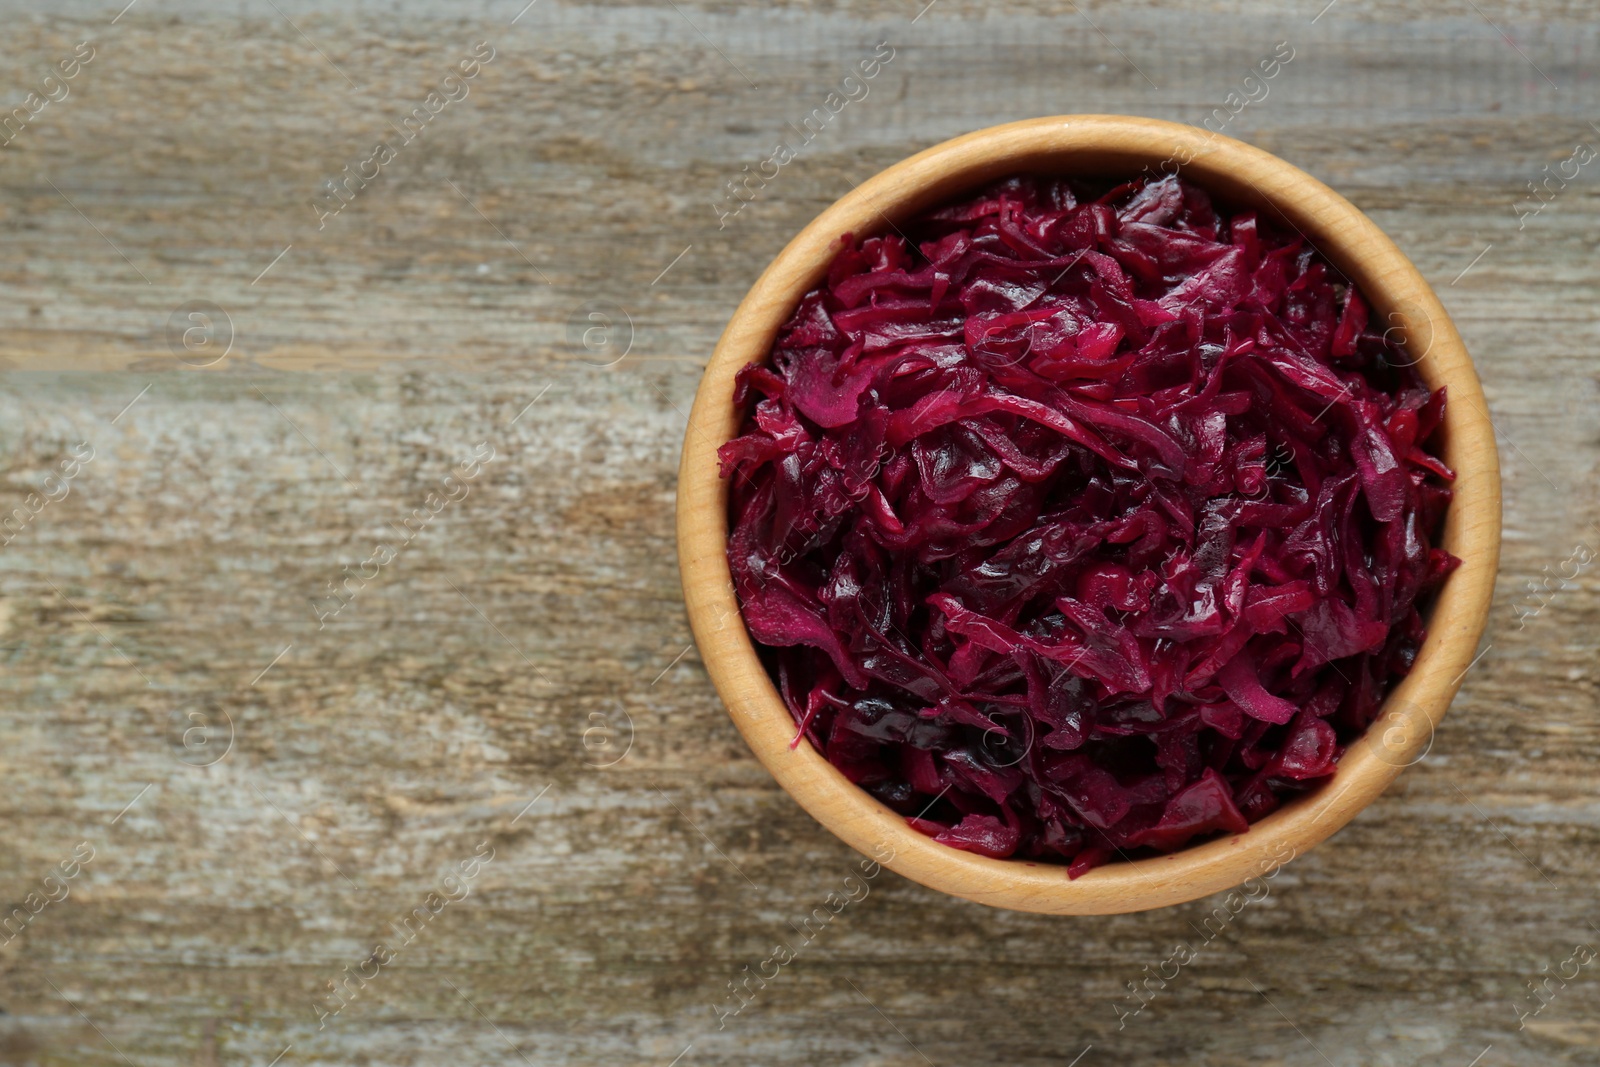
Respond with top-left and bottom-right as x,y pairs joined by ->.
675,115 -> 1500,914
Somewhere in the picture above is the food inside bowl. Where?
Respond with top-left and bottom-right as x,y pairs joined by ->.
717,173 -> 1458,876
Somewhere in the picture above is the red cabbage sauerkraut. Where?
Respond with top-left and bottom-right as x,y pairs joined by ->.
718,174 -> 1458,875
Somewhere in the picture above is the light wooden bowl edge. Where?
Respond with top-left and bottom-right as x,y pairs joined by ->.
675,115 -> 1501,915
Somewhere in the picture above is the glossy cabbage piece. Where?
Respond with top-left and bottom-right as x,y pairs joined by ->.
719,174 -> 1458,875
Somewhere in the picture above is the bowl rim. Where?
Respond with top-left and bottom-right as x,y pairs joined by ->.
675,114 -> 1501,915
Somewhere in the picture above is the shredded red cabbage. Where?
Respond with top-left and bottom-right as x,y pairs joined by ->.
718,174 -> 1459,876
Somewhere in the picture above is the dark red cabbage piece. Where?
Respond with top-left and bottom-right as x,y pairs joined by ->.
718,174 -> 1459,876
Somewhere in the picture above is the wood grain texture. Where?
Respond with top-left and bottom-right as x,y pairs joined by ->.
0,1 -> 1594,1064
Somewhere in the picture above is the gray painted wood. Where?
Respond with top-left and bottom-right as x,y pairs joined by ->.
0,1 -> 1596,1064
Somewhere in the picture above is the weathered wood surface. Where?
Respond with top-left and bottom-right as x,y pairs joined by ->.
0,2 -> 1596,1064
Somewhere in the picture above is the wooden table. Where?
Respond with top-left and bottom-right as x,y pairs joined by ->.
0,2 -> 1595,1064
